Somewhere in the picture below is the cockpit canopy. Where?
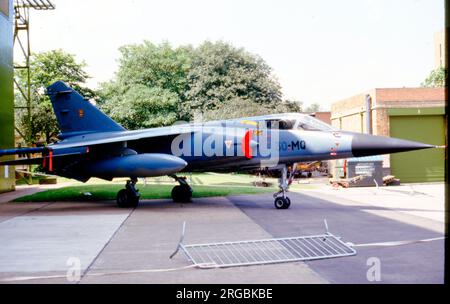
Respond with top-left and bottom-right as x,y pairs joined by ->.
239,113 -> 336,131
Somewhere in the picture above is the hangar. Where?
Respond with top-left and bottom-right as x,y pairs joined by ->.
330,87 -> 445,182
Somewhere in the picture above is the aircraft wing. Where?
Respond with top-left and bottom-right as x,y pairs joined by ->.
0,125 -> 202,167
49,124 -> 202,151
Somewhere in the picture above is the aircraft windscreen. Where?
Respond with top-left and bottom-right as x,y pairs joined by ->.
266,119 -> 296,130
233,114 -> 335,131
296,115 -> 335,131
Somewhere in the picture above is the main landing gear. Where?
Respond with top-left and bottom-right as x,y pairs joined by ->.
116,177 -> 140,208
273,165 -> 291,209
170,175 -> 193,203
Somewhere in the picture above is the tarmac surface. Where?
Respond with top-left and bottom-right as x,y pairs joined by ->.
0,182 -> 445,284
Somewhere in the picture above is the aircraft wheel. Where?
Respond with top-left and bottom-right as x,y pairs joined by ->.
274,197 -> 291,209
171,185 -> 192,203
127,194 -> 140,208
117,189 -> 139,208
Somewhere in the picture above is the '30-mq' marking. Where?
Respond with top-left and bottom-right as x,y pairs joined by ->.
279,140 -> 306,151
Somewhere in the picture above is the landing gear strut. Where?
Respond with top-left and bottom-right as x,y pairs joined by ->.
273,165 -> 291,209
170,175 -> 193,203
116,177 -> 140,208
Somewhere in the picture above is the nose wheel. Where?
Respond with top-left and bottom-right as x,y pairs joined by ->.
116,177 -> 140,208
274,196 -> 291,209
273,165 -> 293,209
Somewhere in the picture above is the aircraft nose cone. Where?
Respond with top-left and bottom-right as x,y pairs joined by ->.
351,133 -> 435,157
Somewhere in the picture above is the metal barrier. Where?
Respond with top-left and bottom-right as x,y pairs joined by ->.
170,221 -> 356,268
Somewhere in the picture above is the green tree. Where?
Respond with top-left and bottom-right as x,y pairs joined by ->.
101,84 -> 179,129
184,41 -> 283,118
421,67 -> 447,87
202,98 -> 302,121
100,40 -> 300,127
117,41 -> 193,96
15,49 -> 96,144
304,102 -> 321,112
99,41 -> 192,123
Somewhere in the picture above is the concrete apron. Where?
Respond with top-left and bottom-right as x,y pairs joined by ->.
0,198 -> 327,284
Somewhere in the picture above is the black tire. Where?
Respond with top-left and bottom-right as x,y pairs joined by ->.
117,189 -> 130,208
274,197 -> 290,209
172,185 -> 192,203
116,189 -> 139,208
285,197 -> 291,207
127,194 -> 140,208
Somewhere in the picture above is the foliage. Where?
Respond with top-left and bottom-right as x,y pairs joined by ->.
183,41 -> 283,118
15,49 -> 96,144
100,40 -> 300,127
304,102 -> 321,112
421,67 -> 447,87
100,84 -> 179,129
98,41 -> 192,125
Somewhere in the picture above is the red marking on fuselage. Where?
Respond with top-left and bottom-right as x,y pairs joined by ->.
242,130 -> 252,159
48,150 -> 53,172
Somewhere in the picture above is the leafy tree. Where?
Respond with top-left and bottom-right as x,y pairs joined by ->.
202,98 -> 302,121
421,67 -> 447,87
101,84 -> 178,129
184,41 -> 283,118
99,41 -> 192,122
304,102 -> 321,112
116,41 -> 193,96
276,99 -> 303,113
15,49 -> 96,144
100,40 -> 301,128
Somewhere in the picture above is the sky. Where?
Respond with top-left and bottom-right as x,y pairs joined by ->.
23,0 -> 445,110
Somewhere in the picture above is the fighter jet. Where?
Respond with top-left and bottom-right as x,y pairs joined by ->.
0,81 -> 438,209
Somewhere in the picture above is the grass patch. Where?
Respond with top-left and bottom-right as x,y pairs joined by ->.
14,184 -> 274,202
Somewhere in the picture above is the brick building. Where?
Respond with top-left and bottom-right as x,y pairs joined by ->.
309,111 -> 331,125
330,87 -> 445,182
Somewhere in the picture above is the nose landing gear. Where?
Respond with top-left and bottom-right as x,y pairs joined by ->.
273,165 -> 292,209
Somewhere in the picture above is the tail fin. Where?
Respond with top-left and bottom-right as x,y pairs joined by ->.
47,81 -> 125,139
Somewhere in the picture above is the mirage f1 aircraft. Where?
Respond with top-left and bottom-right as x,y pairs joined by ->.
0,81 -> 438,209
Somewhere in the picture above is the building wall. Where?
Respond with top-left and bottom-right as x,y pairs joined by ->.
310,112 -> 332,125
0,0 -> 15,193
330,89 -> 376,134
331,88 -> 445,134
434,30 -> 447,69
330,87 -> 445,181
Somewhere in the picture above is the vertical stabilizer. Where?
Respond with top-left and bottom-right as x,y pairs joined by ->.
47,81 -> 125,138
